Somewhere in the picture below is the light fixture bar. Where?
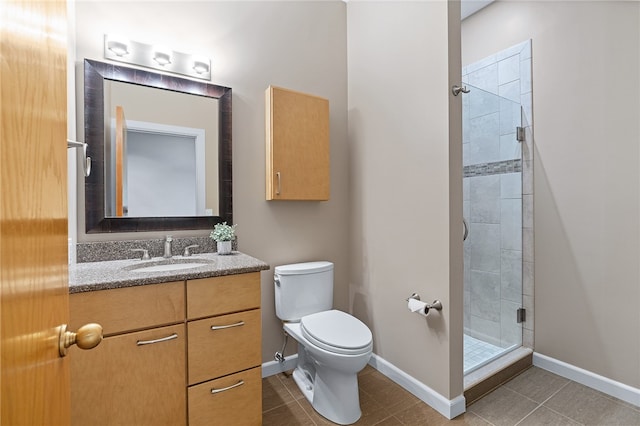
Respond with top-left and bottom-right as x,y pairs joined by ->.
104,34 -> 211,81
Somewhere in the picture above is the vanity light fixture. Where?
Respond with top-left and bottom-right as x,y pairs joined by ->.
105,36 -> 129,57
153,47 -> 171,67
192,59 -> 210,75
103,34 -> 212,81
154,54 -> 170,66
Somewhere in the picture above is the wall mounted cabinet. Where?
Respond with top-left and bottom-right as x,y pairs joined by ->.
265,85 -> 330,201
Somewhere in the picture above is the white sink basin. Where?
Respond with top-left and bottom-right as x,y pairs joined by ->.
125,258 -> 214,273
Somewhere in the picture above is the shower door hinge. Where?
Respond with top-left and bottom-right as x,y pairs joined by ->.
516,126 -> 525,142
516,308 -> 526,323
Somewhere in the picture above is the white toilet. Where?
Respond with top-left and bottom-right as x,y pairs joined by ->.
274,261 -> 373,425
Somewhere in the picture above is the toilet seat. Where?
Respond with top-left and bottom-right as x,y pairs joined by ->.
301,310 -> 372,356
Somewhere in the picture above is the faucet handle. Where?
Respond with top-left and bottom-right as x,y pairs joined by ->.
131,249 -> 150,260
166,235 -> 173,242
183,245 -> 199,257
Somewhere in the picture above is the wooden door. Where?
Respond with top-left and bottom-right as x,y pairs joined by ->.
1,0 -> 70,424
115,105 -> 128,216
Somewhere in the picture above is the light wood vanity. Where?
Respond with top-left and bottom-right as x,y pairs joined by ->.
69,271 -> 263,426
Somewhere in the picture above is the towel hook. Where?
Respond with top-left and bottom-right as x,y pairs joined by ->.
452,85 -> 471,96
67,139 -> 91,177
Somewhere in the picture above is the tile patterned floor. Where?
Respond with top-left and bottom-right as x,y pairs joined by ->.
262,366 -> 640,425
464,335 -> 505,374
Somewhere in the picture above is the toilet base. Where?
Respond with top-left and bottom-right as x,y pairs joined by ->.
291,360 -> 362,425
291,367 -> 315,404
283,320 -> 371,425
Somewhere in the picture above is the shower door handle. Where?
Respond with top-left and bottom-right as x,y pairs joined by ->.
463,218 -> 469,241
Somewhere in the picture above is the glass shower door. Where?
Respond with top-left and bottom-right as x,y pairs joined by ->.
463,84 -> 523,374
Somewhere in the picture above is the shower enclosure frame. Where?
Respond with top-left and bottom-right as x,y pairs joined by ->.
461,40 -> 534,376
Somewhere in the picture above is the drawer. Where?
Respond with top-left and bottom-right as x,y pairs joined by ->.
188,309 -> 261,385
186,273 -> 260,319
70,281 -> 184,336
188,367 -> 262,426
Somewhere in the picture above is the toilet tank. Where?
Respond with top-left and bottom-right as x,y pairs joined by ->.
274,261 -> 334,322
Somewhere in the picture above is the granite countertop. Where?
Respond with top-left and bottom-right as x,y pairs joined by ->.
69,251 -> 270,294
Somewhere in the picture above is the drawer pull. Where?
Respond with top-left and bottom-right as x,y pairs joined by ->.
211,380 -> 244,395
136,333 -> 178,346
210,321 -> 245,331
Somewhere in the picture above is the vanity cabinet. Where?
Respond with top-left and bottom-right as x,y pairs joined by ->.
70,273 -> 262,426
265,85 -> 330,201
186,273 -> 262,426
69,281 -> 186,426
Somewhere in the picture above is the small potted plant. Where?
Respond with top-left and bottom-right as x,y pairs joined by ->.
210,222 -> 236,255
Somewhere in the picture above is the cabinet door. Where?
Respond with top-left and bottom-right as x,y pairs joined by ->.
188,367 -> 262,426
265,85 -> 329,200
71,324 -> 186,426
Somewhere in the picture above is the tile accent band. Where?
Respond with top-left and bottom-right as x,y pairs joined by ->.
464,159 -> 522,178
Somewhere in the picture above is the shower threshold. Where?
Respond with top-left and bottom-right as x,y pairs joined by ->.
464,346 -> 533,405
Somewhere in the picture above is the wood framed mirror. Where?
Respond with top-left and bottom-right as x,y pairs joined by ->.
83,59 -> 232,233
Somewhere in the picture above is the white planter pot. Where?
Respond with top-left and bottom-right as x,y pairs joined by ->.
216,240 -> 232,255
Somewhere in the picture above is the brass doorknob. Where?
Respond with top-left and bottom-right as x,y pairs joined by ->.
58,323 -> 103,357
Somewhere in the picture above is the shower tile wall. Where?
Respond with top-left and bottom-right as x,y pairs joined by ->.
462,40 -> 534,349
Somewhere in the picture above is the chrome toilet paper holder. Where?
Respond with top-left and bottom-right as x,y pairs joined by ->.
406,293 -> 443,312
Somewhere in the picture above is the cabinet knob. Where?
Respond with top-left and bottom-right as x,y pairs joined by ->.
58,323 -> 103,357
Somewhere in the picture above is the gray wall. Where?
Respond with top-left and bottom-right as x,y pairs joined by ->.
71,0 -> 465,403
72,1 -> 350,369
347,1 -> 463,399
463,1 -> 640,388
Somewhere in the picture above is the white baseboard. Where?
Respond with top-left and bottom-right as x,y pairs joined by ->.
369,354 -> 466,419
262,354 -> 299,378
533,352 -> 640,408
261,352 -> 466,419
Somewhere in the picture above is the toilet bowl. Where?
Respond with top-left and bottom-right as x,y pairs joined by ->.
274,262 -> 373,425
285,311 -> 372,425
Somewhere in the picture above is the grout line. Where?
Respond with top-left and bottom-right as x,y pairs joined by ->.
516,383 -> 581,426
275,371 -> 302,403
538,380 -> 571,406
502,369 -> 570,406
542,405 -> 586,426
514,405 -> 542,426
467,410 -> 498,426
261,404 -> 286,415
295,399 -> 319,426
500,386 -> 543,407
371,415 -> 398,426
261,377 -> 292,415
295,399 -> 318,426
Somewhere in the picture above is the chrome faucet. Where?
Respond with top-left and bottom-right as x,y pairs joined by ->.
131,248 -> 150,260
183,244 -> 199,257
163,236 -> 173,258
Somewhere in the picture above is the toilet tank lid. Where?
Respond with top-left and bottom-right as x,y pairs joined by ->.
275,261 -> 333,276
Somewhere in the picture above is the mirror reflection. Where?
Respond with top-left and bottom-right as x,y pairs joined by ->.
83,59 -> 232,233
104,80 -> 219,218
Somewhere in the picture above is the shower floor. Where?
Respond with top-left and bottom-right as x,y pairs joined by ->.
464,334 -> 504,374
